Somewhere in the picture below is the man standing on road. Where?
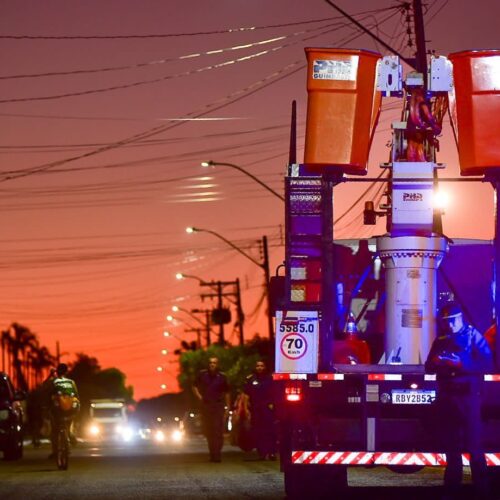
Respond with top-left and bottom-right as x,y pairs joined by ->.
243,360 -> 277,460
425,302 -> 494,499
193,357 -> 230,462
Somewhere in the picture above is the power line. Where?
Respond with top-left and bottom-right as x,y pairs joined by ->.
0,23 -> 333,80
0,10 -> 395,40
0,46 -> 280,104
0,59 -> 305,183
0,123 -> 291,150
0,7 -> 400,184
0,9 -> 399,105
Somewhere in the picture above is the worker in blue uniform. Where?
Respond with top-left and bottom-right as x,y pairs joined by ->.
425,302 -> 494,499
243,360 -> 277,460
193,357 -> 230,462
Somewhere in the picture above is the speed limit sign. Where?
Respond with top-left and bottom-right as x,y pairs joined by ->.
280,332 -> 308,360
275,310 -> 319,373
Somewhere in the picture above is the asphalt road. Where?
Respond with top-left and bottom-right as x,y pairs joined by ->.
0,435 -> 480,499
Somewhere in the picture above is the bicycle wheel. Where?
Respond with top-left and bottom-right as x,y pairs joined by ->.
56,427 -> 69,470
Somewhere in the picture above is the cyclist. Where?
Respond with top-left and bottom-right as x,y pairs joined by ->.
48,363 -> 80,460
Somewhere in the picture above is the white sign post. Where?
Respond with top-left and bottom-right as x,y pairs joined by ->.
275,310 -> 319,373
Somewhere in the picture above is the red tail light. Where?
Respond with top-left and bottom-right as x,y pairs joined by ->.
285,385 -> 302,402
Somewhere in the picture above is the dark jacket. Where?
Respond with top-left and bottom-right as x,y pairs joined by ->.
243,373 -> 274,413
194,370 -> 229,406
425,324 -> 494,382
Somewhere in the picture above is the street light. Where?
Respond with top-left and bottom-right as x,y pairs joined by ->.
166,315 -> 202,347
163,330 -> 183,342
176,272 -> 238,309
175,272 -> 208,285
186,226 -> 273,341
186,226 -> 262,267
172,305 -> 216,346
201,160 -> 284,202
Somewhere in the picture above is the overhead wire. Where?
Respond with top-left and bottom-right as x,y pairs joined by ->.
0,9 -> 399,40
426,0 -> 450,24
0,123 -> 292,152
0,21 -> 341,81
0,7 -> 401,185
0,6 -> 402,336
0,58 -> 306,182
0,45 -> 287,104
0,12 -> 387,105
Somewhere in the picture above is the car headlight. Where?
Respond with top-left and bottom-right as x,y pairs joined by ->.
154,430 -> 165,443
121,426 -> 135,442
88,424 -> 100,436
0,409 -> 9,421
171,429 -> 183,443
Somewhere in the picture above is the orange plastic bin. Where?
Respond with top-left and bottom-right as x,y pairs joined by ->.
448,49 -> 500,175
304,48 -> 382,175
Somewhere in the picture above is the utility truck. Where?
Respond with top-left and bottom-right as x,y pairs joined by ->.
272,33 -> 500,500
87,399 -> 131,441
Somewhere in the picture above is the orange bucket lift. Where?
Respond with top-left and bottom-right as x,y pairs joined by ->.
448,49 -> 500,175
304,48 -> 382,175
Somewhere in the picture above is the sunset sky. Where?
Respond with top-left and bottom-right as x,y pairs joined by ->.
1,0 -> 498,400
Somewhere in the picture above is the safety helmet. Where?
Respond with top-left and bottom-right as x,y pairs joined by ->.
438,302 -> 462,320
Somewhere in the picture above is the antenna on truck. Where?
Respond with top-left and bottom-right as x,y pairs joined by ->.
288,100 -> 297,165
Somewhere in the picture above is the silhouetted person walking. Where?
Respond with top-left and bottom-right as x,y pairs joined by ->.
193,357 -> 230,462
243,360 -> 277,460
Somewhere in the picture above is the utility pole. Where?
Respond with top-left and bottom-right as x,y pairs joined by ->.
188,308 -> 215,347
412,0 -> 428,81
261,236 -> 274,342
235,278 -> 245,346
1,333 -> 5,372
56,341 -> 60,365
200,279 -> 245,345
204,310 -> 211,346
184,328 -> 202,348
217,281 -> 224,345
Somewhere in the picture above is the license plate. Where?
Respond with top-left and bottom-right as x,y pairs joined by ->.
391,390 -> 435,404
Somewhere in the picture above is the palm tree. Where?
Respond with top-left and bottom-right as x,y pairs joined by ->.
9,323 -> 38,391
1,329 -> 13,376
31,345 -> 56,386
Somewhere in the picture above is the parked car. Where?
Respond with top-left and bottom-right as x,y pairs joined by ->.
0,372 -> 25,460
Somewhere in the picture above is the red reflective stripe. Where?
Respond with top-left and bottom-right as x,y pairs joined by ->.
318,373 -> 344,380
351,452 -> 372,464
272,373 -> 309,380
486,453 -> 500,466
292,451 -> 500,466
367,373 -> 402,381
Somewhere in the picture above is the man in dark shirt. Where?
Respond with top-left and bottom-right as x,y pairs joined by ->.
426,303 -> 494,499
243,360 -> 277,460
193,357 -> 230,462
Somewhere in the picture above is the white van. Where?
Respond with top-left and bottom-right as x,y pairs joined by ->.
87,399 -> 132,441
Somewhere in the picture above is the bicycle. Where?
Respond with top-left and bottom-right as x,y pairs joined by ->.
54,414 -> 71,470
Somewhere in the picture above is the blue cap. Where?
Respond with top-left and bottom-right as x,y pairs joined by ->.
438,302 -> 462,319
